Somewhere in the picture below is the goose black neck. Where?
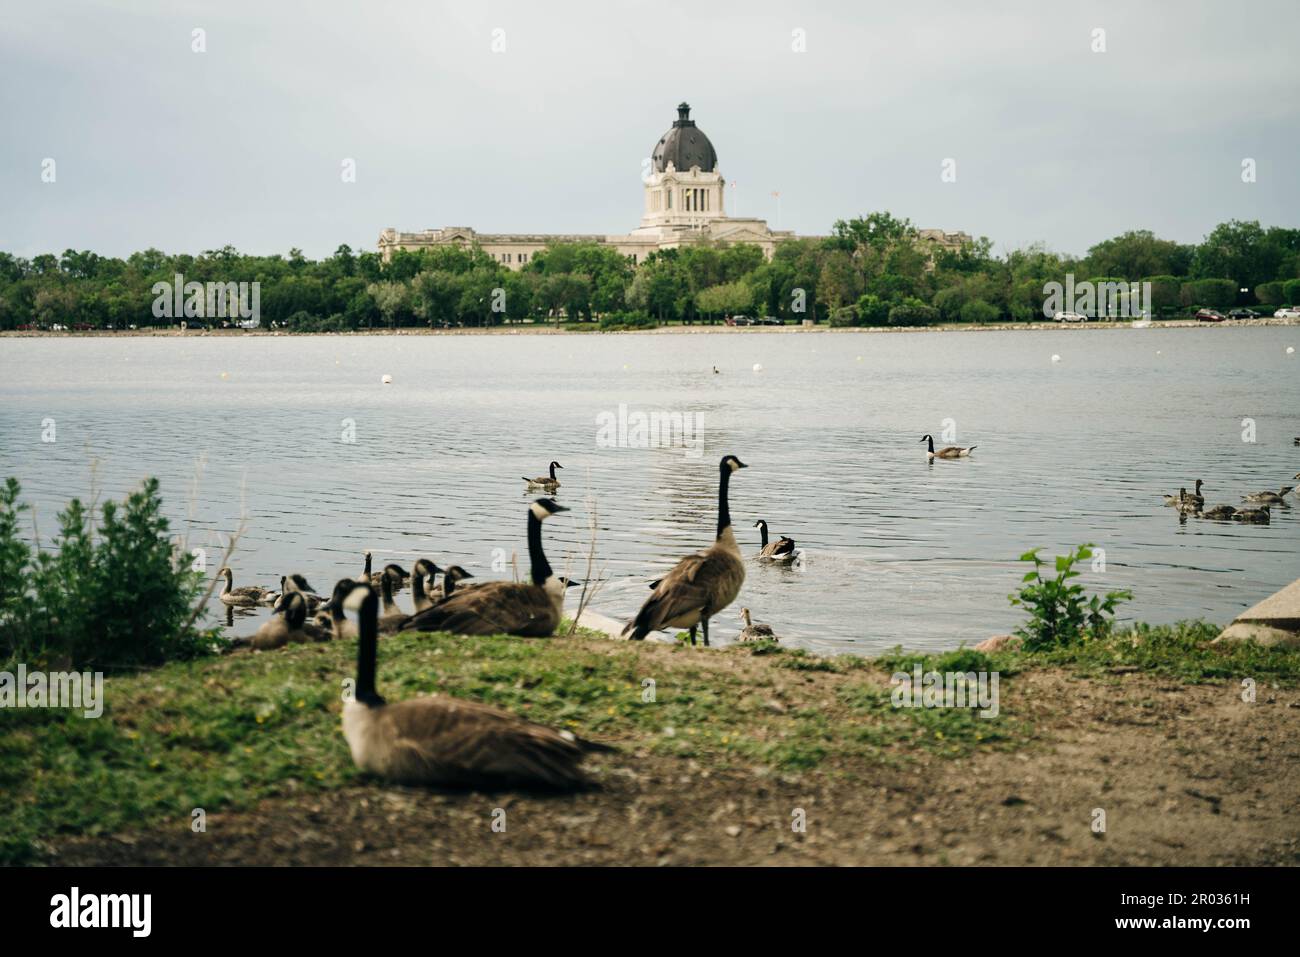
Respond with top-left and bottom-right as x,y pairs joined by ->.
363,553 -> 372,577
926,435 -> 935,453
379,569 -> 393,606
548,462 -> 558,480
528,510 -> 552,586
756,521 -> 768,547
355,592 -> 383,706
717,465 -> 733,540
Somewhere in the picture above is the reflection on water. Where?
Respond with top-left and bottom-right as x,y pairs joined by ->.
1,327 -> 1297,654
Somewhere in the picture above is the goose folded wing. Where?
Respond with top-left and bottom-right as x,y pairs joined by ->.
632,551 -> 721,631
401,582 -> 554,636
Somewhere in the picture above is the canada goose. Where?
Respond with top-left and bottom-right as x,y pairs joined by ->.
410,558 -> 442,613
340,581 -> 609,789
920,434 -> 976,460
523,461 -> 563,492
250,591 -> 331,649
754,519 -> 796,561
1164,479 -> 1204,507
377,565 -> 411,635
738,608 -> 780,642
400,499 -> 571,636
426,565 -> 475,602
316,578 -> 360,640
1199,504 -> 1237,520
1172,489 -> 1201,514
1241,486 -> 1294,505
623,454 -> 748,647
276,573 -> 324,613
217,566 -> 275,607
1233,505 -> 1271,523
362,551 -> 409,589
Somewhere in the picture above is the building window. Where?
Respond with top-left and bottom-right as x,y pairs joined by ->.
666,190 -> 672,209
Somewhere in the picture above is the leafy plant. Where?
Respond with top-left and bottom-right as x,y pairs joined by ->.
1008,544 -> 1132,651
0,477 -> 218,670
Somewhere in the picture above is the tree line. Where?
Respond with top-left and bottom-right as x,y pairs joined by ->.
2,214 -> 1298,331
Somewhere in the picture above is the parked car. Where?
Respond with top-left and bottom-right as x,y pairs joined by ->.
1195,309 -> 1227,322
727,315 -> 754,326
1274,307 -> 1300,319
1226,308 -> 1259,319
758,316 -> 782,326
1053,311 -> 1088,323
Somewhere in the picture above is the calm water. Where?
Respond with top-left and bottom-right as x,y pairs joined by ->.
1,328 -> 1297,654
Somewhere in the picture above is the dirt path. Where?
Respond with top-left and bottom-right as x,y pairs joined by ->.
51,669 -> 1300,866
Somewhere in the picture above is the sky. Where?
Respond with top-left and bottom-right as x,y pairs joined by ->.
1,0 -> 1297,261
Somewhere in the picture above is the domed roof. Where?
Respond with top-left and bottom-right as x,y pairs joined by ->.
651,103 -> 718,174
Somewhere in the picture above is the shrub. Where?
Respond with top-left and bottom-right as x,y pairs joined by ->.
0,478 -> 218,670
597,310 -> 654,331
1008,544 -> 1132,652
1284,278 -> 1300,305
828,306 -> 858,327
855,294 -> 890,326
1179,278 -> 1236,309
1254,281 -> 1285,306
887,298 -> 939,327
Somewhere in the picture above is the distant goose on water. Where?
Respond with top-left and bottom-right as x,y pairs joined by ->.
754,519 -> 796,562
738,608 -> 780,642
1164,479 -> 1204,507
920,434 -> 976,460
340,580 -> 611,789
524,461 -> 563,492
1242,486 -> 1294,505
217,566 -> 275,607
623,455 -> 747,647
1233,505 -> 1271,523
363,551 -> 409,590
400,499 -> 571,637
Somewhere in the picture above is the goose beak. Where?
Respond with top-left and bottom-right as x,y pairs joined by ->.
550,503 -> 571,512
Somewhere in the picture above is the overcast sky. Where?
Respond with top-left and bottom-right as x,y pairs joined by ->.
2,0 -> 1297,261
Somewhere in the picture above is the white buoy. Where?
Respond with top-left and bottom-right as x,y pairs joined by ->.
381,374 -> 393,384
1050,354 -> 1061,363
753,363 -> 763,372
1288,346 -> 1295,355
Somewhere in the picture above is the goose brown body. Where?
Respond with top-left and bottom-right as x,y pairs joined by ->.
754,520 -> 796,560
921,434 -> 976,460
623,455 -> 747,646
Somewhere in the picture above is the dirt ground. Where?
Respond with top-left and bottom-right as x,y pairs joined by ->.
49,668 -> 1300,866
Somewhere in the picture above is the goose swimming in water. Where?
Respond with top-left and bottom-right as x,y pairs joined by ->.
738,608 -> 780,642
1233,505 -> 1271,523
340,580 -> 610,789
1172,488 -> 1201,514
276,573 -> 323,613
1241,486 -> 1294,505
363,551 -> 409,590
217,566 -> 275,607
523,461 -> 563,492
400,499 -> 571,636
754,519 -> 796,562
1164,479 -> 1204,507
623,455 -> 748,647
1198,504 -> 1237,520
921,434 -> 976,460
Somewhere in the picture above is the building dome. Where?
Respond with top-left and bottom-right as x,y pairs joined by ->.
651,102 -> 718,173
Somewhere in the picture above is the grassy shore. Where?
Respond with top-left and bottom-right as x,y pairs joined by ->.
6,620 -> 1299,866
3,317 -> 1297,338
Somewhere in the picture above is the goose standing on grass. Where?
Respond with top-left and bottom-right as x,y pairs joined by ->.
623,455 -> 748,647
217,566 -> 275,607
340,581 -> 610,789
523,461 -> 564,492
401,499 -> 571,636
1164,479 -> 1204,507
738,608 -> 780,642
1242,486 -> 1294,506
1233,505 -> 1271,523
920,434 -> 976,460
754,519 -> 796,562
1199,504 -> 1237,520
250,591 -> 330,649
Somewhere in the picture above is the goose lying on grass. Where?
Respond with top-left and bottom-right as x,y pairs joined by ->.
341,579 -> 611,789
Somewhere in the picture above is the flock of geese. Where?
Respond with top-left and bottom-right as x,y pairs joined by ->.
214,454 -> 804,789
1162,474 -> 1299,523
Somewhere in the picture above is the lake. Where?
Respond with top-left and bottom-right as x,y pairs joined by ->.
1,327 -> 1297,655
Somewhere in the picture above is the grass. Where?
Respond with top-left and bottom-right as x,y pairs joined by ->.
2,617 -> 1294,864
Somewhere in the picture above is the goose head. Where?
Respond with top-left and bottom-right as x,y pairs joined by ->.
278,590 -> 307,628
919,434 -> 933,443
442,565 -> 473,584
550,461 -> 564,472
754,520 -> 767,530
530,497 -> 570,521
739,607 -> 753,626
382,563 -> 408,582
412,558 -> 440,579
720,454 -> 747,473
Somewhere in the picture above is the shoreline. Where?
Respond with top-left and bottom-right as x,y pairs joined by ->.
3,317 -> 1297,338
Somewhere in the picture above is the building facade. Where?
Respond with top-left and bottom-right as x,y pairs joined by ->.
378,103 -> 969,268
